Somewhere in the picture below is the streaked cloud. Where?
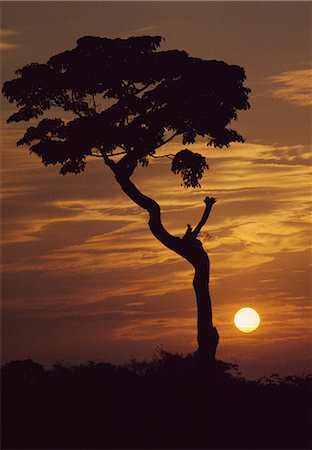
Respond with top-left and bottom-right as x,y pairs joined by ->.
268,68 -> 312,106
128,25 -> 158,34
0,29 -> 18,37
0,28 -> 19,50
0,42 -> 19,50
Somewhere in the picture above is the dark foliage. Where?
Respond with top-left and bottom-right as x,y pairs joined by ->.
172,149 -> 209,188
1,351 -> 311,449
2,35 -> 250,184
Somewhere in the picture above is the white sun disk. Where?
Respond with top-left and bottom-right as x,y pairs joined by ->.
234,307 -> 260,333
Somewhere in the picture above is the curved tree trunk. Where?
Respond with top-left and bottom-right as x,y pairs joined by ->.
103,155 -> 219,360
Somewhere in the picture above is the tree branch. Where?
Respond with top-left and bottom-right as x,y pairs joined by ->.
100,150 -> 117,172
102,151 -> 214,265
151,153 -> 175,160
111,172 -> 184,255
90,148 -> 128,159
103,130 -> 178,178
92,93 -> 97,110
154,132 -> 179,150
110,150 -> 128,157
185,197 -> 216,239
132,82 -> 153,96
99,147 -> 185,255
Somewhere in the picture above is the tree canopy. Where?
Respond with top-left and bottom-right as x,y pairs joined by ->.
3,35 -> 250,185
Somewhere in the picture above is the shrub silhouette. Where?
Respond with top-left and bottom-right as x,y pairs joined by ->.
1,352 -> 311,449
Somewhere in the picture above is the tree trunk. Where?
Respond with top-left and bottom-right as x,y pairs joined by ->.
192,249 -> 219,360
103,159 -> 219,360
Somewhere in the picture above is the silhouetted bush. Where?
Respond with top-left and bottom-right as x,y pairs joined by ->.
1,351 -> 311,449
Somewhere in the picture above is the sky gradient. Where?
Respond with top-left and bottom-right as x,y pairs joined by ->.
1,1 -> 311,378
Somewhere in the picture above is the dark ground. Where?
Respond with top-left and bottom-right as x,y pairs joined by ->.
1,350 -> 311,449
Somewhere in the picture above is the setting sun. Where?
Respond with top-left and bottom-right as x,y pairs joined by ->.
234,307 -> 260,333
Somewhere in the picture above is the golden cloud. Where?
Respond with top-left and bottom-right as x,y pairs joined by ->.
0,28 -> 19,50
268,68 -> 312,106
0,29 -> 18,36
0,42 -> 19,50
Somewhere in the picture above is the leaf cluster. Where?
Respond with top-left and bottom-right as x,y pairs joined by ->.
2,35 -> 250,183
172,149 -> 208,188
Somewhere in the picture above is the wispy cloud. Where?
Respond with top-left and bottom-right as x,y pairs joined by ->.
0,29 -> 18,37
268,68 -> 312,106
0,28 -> 19,50
128,25 -> 158,34
0,42 -> 19,50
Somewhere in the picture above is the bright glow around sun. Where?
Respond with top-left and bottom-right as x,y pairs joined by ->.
234,307 -> 260,333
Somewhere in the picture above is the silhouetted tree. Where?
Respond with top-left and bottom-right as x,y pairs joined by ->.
2,36 -> 250,360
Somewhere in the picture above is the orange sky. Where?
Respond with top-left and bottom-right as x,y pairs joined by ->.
1,1 -> 311,378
